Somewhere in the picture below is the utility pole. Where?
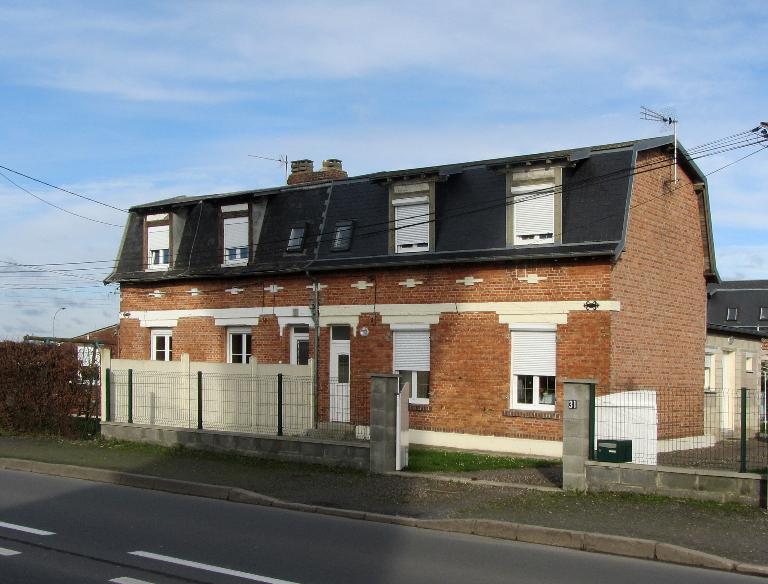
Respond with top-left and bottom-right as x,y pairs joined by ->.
308,276 -> 321,428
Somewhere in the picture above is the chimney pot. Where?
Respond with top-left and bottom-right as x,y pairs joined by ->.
290,159 -> 314,174
322,159 -> 343,171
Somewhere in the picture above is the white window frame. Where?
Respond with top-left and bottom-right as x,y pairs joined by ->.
511,184 -> 555,246
290,325 -> 310,365
150,329 -> 172,361
222,215 -> 250,267
393,196 -> 430,254
147,224 -> 170,271
391,324 -> 430,405
704,349 -> 716,392
510,324 -> 556,411
227,327 -> 252,364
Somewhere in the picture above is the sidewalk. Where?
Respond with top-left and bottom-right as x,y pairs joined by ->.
1,435 -> 767,566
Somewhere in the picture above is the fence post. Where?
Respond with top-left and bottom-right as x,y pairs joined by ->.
104,368 -> 111,422
197,371 -> 203,430
127,368 -> 133,424
588,384 -> 596,461
740,387 -> 748,473
277,373 -> 283,437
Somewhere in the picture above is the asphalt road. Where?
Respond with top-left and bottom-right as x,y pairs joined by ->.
0,469 -> 761,584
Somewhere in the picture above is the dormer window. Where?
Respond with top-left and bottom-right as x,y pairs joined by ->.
511,184 -> 555,245
287,223 -> 307,252
146,213 -> 170,271
221,204 -> 249,266
393,196 -> 430,253
726,307 -> 738,321
506,166 -> 562,248
331,220 -> 353,252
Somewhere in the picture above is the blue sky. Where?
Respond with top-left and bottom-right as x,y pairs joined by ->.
0,0 -> 765,339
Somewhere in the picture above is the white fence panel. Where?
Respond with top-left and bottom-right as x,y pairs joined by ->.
595,390 -> 658,465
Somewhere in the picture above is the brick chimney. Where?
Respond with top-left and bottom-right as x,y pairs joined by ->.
287,158 -> 348,185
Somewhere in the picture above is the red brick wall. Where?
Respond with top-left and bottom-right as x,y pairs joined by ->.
610,150 -> 708,437
118,260 -> 613,440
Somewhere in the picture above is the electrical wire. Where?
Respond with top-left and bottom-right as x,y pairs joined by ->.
0,171 -> 122,228
0,164 -> 128,213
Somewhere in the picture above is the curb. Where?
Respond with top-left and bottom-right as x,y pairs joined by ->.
1,457 -> 764,577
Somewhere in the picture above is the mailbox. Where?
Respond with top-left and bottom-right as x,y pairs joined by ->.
596,439 -> 632,463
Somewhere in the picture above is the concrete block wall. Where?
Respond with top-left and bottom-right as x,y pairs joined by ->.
101,422 -> 370,470
586,461 -> 765,506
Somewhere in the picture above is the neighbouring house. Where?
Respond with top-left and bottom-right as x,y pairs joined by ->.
72,323 -> 120,368
105,136 -> 717,456
706,281 -> 768,428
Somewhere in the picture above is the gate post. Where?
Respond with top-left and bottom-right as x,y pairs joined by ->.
369,374 -> 400,474
740,387 -> 748,473
127,368 -> 133,424
562,379 -> 597,491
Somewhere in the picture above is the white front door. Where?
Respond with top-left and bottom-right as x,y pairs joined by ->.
329,325 -> 351,422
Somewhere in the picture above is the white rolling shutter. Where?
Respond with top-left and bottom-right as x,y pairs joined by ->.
147,225 -> 169,252
394,200 -> 429,252
393,330 -> 430,371
512,331 -> 556,376
513,185 -> 554,241
223,216 -> 249,261
147,225 -> 170,267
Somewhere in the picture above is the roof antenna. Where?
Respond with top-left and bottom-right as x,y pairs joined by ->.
641,106 -> 678,184
248,154 -> 289,180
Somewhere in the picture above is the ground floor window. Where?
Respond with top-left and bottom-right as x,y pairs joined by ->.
228,328 -> 252,364
151,329 -> 172,361
511,327 -> 556,411
393,327 -> 430,404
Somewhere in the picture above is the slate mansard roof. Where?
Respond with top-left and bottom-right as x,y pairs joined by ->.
106,136 -> 714,284
708,281 -> 768,339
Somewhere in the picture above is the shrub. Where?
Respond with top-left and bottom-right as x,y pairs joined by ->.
0,341 -> 82,436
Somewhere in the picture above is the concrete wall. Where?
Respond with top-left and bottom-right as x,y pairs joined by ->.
101,422 -> 370,470
586,460 -> 764,506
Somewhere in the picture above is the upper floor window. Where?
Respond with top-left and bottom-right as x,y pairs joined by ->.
331,220 -> 354,252
151,329 -> 172,361
221,204 -> 249,266
760,307 -> 768,320
393,196 -> 430,253
146,214 -> 170,271
287,224 -> 307,253
726,307 -> 738,321
511,184 -> 555,245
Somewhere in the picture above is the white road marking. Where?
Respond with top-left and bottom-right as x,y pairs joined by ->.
129,551 -> 301,584
0,547 -> 21,557
110,578 -> 155,584
0,520 -> 55,536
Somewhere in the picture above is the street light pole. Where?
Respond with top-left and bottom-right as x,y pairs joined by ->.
52,307 -> 66,339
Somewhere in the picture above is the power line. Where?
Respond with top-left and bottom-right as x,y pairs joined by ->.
0,164 -> 129,213
0,171 -> 122,228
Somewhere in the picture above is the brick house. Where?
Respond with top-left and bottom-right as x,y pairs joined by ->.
106,136 -> 717,456
706,281 -> 768,427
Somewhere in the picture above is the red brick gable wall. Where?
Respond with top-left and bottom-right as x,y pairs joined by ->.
610,150 -> 708,436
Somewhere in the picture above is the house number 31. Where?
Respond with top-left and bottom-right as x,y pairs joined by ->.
567,400 -> 578,409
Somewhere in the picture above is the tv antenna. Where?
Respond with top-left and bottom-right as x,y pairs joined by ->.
641,106 -> 678,184
248,154 -> 289,180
